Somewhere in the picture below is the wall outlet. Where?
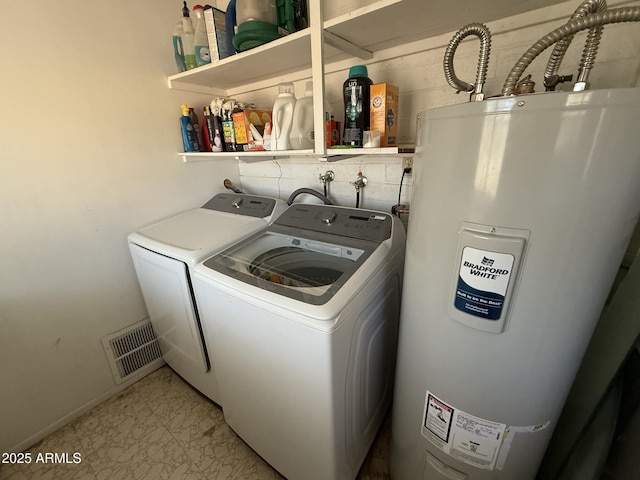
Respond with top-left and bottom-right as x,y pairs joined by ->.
402,157 -> 413,170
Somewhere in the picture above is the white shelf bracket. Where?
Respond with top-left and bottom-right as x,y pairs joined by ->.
323,31 -> 373,60
167,78 -> 227,97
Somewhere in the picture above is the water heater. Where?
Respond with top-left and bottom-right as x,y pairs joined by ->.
390,88 -> 640,479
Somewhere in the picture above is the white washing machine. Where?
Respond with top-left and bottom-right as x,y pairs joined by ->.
192,204 -> 406,480
127,193 -> 286,404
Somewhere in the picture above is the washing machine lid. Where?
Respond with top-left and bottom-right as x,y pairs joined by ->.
128,194 -> 283,265
203,230 -> 376,305
202,205 -> 394,305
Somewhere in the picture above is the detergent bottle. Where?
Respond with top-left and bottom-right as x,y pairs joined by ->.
289,81 -> 314,150
180,104 -> 199,152
271,82 -> 296,151
342,65 -> 372,147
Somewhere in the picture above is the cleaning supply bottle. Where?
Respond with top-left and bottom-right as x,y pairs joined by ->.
210,98 -> 227,151
181,1 -> 198,70
342,65 -> 373,147
204,106 -> 224,152
172,22 -> 186,72
202,106 -> 212,151
192,5 -> 211,67
188,107 -> 205,151
222,99 -> 238,152
271,82 -> 296,151
180,104 -> 199,152
289,81 -> 314,150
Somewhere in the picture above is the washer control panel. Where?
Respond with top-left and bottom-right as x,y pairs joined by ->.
201,193 -> 278,218
275,204 -> 393,242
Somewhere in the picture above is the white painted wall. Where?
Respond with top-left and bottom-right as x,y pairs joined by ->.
1,0 -> 640,456
235,0 -> 640,214
0,0 -> 237,452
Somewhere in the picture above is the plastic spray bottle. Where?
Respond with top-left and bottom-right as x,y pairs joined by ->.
172,22 -> 186,72
181,1 -> 197,70
192,5 -> 211,67
180,104 -> 200,152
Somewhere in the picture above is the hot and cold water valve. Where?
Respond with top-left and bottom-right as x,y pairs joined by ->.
351,172 -> 367,209
319,170 -> 335,186
319,170 -> 335,198
352,172 -> 368,191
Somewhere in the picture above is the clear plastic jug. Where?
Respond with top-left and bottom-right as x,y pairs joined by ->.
236,0 -> 277,25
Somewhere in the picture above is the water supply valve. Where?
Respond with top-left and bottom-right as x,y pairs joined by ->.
352,172 -> 367,208
514,75 -> 536,95
352,173 -> 368,191
543,73 -> 573,91
319,170 -> 335,186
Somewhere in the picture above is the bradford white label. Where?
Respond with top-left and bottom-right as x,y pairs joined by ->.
454,247 -> 514,320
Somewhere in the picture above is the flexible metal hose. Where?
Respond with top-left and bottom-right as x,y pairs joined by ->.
544,0 -> 607,89
443,23 -> 492,97
502,6 -> 640,96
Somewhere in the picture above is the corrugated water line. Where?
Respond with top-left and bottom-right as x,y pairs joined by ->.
442,23 -> 492,102
502,6 -> 640,96
543,0 -> 608,91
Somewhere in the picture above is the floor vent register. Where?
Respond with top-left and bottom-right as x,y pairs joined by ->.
102,319 -> 163,384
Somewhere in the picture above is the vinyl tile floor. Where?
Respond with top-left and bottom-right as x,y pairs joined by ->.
0,365 -> 391,480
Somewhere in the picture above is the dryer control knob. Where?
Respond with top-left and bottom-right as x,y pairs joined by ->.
232,197 -> 243,208
321,211 -> 337,225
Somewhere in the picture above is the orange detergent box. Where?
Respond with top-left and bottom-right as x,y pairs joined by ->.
232,109 -> 272,151
370,83 -> 399,147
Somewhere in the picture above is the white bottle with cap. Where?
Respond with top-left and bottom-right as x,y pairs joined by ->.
289,81 -> 315,150
271,82 -> 296,151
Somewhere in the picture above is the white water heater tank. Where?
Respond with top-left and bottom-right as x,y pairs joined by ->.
390,88 -> 640,480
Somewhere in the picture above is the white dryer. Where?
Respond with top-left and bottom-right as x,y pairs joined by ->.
127,193 -> 286,404
192,204 -> 406,480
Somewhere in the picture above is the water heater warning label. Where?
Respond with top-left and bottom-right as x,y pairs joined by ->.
422,391 -> 506,471
454,247 -> 515,320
